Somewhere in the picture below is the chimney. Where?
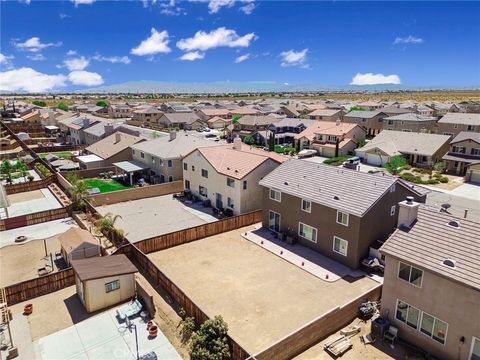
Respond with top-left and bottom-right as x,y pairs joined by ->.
169,131 -> 177,141
104,124 -> 114,136
115,132 -> 121,143
336,119 -> 341,126
397,196 -> 420,229
233,136 -> 242,150
82,118 -> 90,128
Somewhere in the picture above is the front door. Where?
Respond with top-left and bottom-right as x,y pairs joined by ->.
216,193 -> 223,209
269,211 -> 281,232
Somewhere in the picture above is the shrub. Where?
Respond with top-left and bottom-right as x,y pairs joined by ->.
27,175 -> 35,182
403,164 -> 412,170
57,102 -> 69,111
323,155 -> 350,166
34,163 -> 52,178
384,156 -> 407,175
190,316 -> 230,360
32,100 -> 46,107
440,176 -> 449,183
433,172 -> 442,178
243,135 -> 254,145
179,308 -> 187,321
181,316 -> 196,342
427,179 -> 439,185
96,100 -> 109,107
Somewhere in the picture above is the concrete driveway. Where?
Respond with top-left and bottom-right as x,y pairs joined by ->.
449,182 -> 480,199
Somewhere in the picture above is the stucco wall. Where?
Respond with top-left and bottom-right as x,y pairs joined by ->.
84,274 -> 136,313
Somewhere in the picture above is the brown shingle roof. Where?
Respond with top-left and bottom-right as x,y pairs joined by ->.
380,206 -> 480,290
72,254 -> 138,281
86,132 -> 144,160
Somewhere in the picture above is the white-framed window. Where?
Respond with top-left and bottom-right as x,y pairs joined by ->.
298,222 -> 317,243
185,180 -> 190,190
443,132 -> 454,137
140,152 -> 145,158
420,311 -> 448,345
199,186 -> 208,197
333,236 -> 348,256
268,210 -> 281,232
105,280 -> 120,293
167,160 -> 173,167
201,169 -> 208,178
395,299 -> 420,330
471,148 -> 480,156
227,178 -> 235,188
183,162 -> 187,171
469,337 -> 480,360
390,205 -> 396,216
227,197 -> 234,209
398,262 -> 423,287
301,199 -> 311,213
336,211 -> 349,226
270,189 -> 281,202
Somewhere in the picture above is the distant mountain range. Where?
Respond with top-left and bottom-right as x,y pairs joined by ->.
79,81 -> 479,94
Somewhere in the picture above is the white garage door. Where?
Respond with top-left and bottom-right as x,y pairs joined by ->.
470,170 -> 480,184
366,153 -> 387,166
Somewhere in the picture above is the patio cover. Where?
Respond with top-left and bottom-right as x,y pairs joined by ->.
113,160 -> 149,173
76,154 -> 103,164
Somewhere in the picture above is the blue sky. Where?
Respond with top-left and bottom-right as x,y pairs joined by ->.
1,0 -> 479,92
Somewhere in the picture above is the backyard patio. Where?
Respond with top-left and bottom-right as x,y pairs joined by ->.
84,177 -> 132,193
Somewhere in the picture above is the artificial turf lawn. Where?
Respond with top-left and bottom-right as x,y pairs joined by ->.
83,178 -> 131,193
38,151 -> 74,159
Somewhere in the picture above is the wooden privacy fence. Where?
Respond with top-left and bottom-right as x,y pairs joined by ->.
249,284 -> 383,360
4,268 -> 75,305
0,207 -> 69,231
4,176 -> 54,194
136,209 -> 263,254
117,243 -> 251,360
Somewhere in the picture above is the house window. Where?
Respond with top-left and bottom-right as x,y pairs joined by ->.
199,186 -> 208,197
269,211 -> 281,232
270,189 -> 281,202
140,152 -> 145,159
333,236 -> 348,256
390,205 -> 396,216
167,160 -> 173,167
243,180 -> 247,190
105,280 -> 120,293
227,197 -> 234,208
132,150 -> 136,155
398,262 -> 423,287
467,125 -> 475,131
201,169 -> 208,178
420,312 -> 448,345
471,148 -> 480,156
169,175 -> 174,182
396,300 -> 420,329
183,163 -> 187,171
298,222 -> 317,243
469,337 -> 480,359
402,129 -> 412,132
301,199 -> 311,213
336,211 -> 349,226
191,165 -> 195,171
226,178 -> 235,188
185,180 -> 190,190
388,120 -> 394,125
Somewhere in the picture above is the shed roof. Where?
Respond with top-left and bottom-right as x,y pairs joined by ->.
59,227 -> 99,254
72,254 -> 138,281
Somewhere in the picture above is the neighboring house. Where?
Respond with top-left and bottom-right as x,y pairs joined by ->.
343,110 -> 387,136
85,131 -> 145,167
356,101 -> 383,110
21,110 -> 41,124
83,121 -> 117,145
415,105 -> 435,116
442,131 -> 480,177
295,121 -> 366,157
59,227 -> 102,266
160,102 -> 192,113
258,159 -> 426,269
131,131 -> 218,183
108,104 -> 132,118
276,105 -> 300,118
207,116 -> 231,129
225,115 -> 280,140
436,113 -> 480,136
380,200 -> 480,360
308,109 -> 345,121
382,113 -> 438,133
67,117 -> 101,145
253,118 -> 316,146
196,108 -> 231,121
355,130 -> 451,167
132,107 -> 164,126
379,107 -> 412,117
72,254 -> 138,313
158,113 -> 204,130
182,138 -> 287,215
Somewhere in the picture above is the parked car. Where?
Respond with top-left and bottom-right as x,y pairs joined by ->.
343,156 -> 360,169
297,149 -> 317,158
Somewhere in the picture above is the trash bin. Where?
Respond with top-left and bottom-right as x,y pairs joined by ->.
372,317 -> 390,338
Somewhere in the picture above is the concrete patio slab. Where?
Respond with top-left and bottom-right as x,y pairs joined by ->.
6,188 -> 62,218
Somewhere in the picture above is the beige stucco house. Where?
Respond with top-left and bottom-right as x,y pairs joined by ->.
343,110 -> 387,136
436,113 -> 480,137
72,254 -> 138,313
442,132 -> 480,177
308,109 -> 345,121
380,200 -> 480,360
382,113 -> 438,133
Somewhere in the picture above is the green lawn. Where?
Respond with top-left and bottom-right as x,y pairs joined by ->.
83,178 -> 132,193
38,151 -> 74,159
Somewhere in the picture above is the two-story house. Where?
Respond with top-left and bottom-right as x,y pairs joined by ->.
343,110 -> 387,136
308,109 -> 345,121
258,159 -> 426,269
225,115 -> 280,140
157,113 -> 205,130
380,199 -> 480,360
130,131 -> 218,184
131,107 -> 164,126
295,120 -> 366,157
108,104 -> 132,119
66,117 -> 101,145
252,118 -> 316,146
436,113 -> 480,137
442,132 -> 480,177
182,138 -> 287,215
382,113 -> 438,133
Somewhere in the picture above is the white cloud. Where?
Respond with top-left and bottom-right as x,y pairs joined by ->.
350,73 -> 401,85
280,48 -> 308,67
179,51 -> 205,61
18,0 -> 31,4
131,28 -> 171,56
14,37 -> 62,52
66,50 -> 77,56
59,13 -> 70,19
27,53 -> 46,61
71,0 -> 95,6
239,1 -> 255,14
63,56 -> 90,71
93,54 -> 131,64
0,67 -> 67,92
68,70 -> 104,86
159,0 -> 186,15
235,53 -> 250,63
393,35 -> 424,45
0,53 -> 14,68
189,0 -> 255,14
177,27 -> 256,53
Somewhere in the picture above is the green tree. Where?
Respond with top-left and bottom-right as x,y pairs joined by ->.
57,102 -> 69,111
190,316 -> 230,360
385,155 -> 407,175
66,173 -> 90,211
1,160 -> 13,183
231,115 -> 242,123
96,100 -> 109,107
16,160 -> 28,182
180,316 -> 196,343
32,100 -> 46,107
96,212 -> 125,245
243,135 -> 254,145
434,162 -> 445,173
349,106 -> 367,112
268,132 -> 275,151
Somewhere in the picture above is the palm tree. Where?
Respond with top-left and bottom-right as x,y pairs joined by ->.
96,213 -> 125,245
66,173 -> 90,211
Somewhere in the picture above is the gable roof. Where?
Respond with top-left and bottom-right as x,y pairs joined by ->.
161,112 -> 200,124
86,131 -> 144,159
236,115 -> 279,126
380,205 -> 480,291
295,121 -> 363,141
308,109 -> 343,117
450,131 -> 480,145
59,227 -> 99,253
344,110 -> 385,119
383,113 -> 437,122
438,112 -> 480,126
72,254 -> 138,281
259,159 -> 411,216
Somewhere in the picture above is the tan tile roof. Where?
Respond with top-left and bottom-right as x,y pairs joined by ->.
207,116 -> 230,124
381,205 -> 480,290
308,109 -> 343,117
197,143 -> 288,180
295,121 -> 361,141
86,131 -> 144,160
59,227 -> 99,253
198,108 -> 231,116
